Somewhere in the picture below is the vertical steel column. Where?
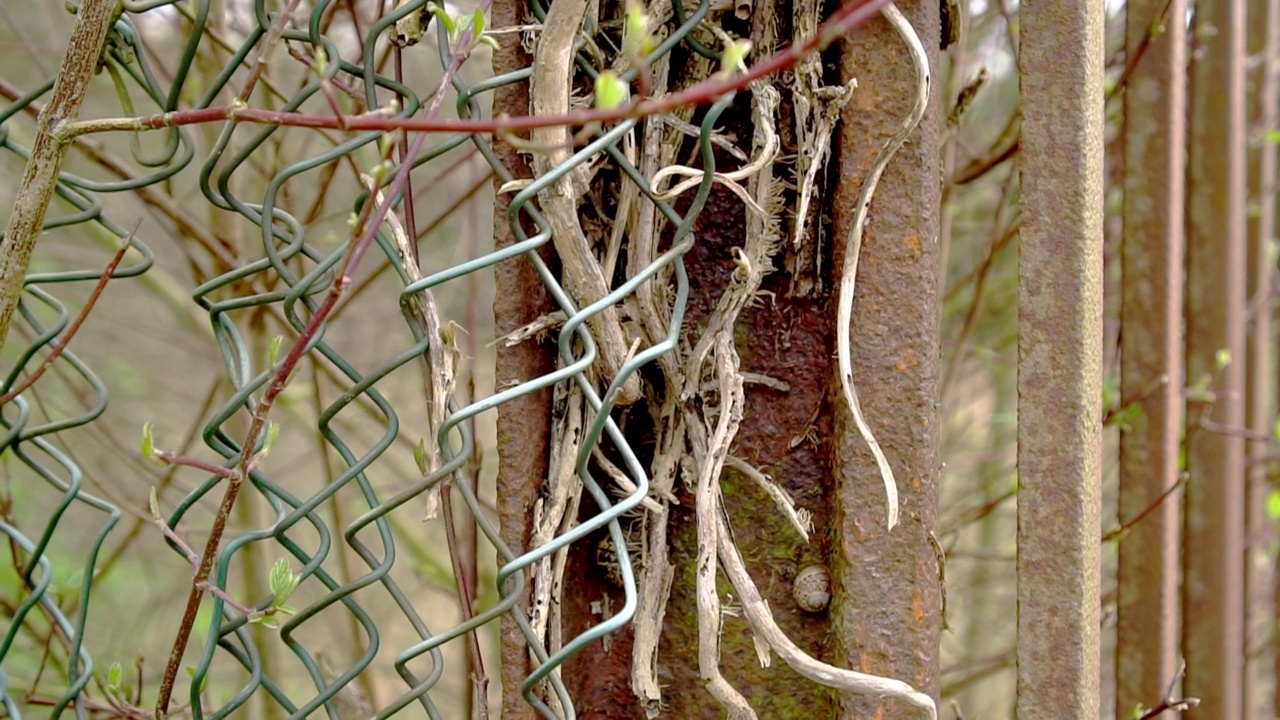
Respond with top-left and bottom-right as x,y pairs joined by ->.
1015,1 -> 1105,717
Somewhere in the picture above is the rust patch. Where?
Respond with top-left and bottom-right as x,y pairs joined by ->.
895,347 -> 920,372
560,533 -> 645,719
904,233 -> 924,255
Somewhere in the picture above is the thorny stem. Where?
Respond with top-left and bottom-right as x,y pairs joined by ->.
58,0 -> 894,140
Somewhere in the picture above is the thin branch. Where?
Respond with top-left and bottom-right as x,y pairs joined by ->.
1136,660 -> 1200,718
59,0 -> 896,141
1102,474 -> 1187,543
0,0 -> 119,350
0,223 -> 137,406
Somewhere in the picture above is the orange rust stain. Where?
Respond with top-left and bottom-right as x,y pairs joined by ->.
913,589 -> 925,624
904,233 -> 923,254
854,87 -> 882,112
895,348 -> 920,372
911,474 -> 921,492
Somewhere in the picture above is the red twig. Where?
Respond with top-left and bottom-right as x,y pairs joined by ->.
64,0 -> 892,140
0,224 -> 137,407
153,451 -> 237,479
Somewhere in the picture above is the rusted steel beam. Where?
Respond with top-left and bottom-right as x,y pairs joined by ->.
829,2 -> 943,717
1182,0 -> 1248,716
1015,1 -> 1106,717
1116,0 -> 1185,715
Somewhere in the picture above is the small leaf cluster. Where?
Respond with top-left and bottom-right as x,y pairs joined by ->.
251,558 -> 302,629
427,3 -> 499,51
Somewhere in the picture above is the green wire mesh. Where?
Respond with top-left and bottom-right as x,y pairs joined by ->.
0,1 -> 730,718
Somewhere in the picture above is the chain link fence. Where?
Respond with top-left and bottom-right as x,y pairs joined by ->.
0,0 -> 732,717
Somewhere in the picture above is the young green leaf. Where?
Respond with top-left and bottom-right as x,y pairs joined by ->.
1267,488 -> 1280,520
269,558 -> 300,605
623,0 -> 655,58
1111,403 -> 1142,433
141,421 -> 157,463
450,8 -> 473,42
426,2 -> 456,36
414,438 -> 429,475
720,39 -> 752,77
1215,347 -> 1232,370
149,487 -> 161,520
107,661 -> 123,692
269,558 -> 289,597
186,666 -> 209,694
1187,373 -> 1215,403
268,335 -> 283,368
595,71 -> 629,110
471,8 -> 485,37
261,421 -> 280,458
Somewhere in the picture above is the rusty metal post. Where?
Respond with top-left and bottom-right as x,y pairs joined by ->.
492,1 -> 555,715
1244,0 -> 1280,712
1015,1 -> 1105,717
829,2 -> 943,716
1183,0 -> 1248,716
1116,0 -> 1185,715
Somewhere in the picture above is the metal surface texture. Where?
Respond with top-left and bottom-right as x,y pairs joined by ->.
1015,0 -> 1105,717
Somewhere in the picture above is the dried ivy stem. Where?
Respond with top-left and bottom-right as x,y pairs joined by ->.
833,2 -> 929,530
716,497 -> 938,718
530,0 -> 642,406
0,0 -> 117,351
